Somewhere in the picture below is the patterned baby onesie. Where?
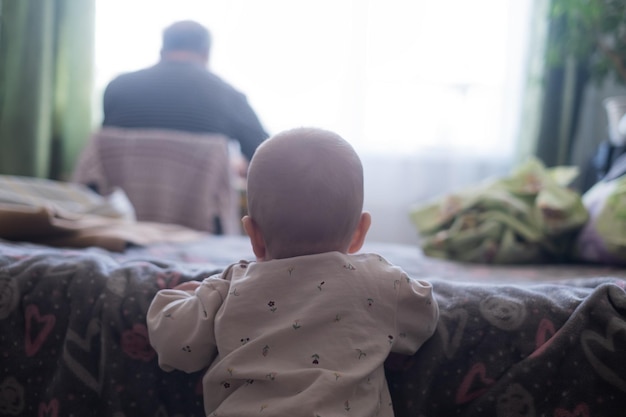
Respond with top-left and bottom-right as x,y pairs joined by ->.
147,251 -> 439,417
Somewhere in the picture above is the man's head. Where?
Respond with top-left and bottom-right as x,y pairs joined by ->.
244,127 -> 371,260
160,20 -> 211,65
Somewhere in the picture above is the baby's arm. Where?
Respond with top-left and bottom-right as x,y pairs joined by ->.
147,275 -> 230,373
392,275 -> 439,355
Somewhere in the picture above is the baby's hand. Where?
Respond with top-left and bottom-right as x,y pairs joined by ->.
173,281 -> 202,292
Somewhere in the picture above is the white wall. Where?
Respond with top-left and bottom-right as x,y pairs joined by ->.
362,152 -> 511,244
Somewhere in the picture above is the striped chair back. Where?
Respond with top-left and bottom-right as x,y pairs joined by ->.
72,127 -> 238,234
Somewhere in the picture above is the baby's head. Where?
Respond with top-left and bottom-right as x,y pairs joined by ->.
244,127 -> 371,260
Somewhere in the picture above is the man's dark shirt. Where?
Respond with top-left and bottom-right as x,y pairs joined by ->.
102,61 -> 268,161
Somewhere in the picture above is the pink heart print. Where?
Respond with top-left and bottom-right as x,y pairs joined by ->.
553,403 -> 590,417
529,318 -> 557,358
455,362 -> 495,404
38,399 -> 59,417
157,271 -> 182,289
25,305 -> 56,357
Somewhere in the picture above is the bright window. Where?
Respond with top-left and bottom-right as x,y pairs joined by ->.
95,0 -> 532,158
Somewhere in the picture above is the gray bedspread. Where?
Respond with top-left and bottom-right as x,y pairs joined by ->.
1,238 -> 625,416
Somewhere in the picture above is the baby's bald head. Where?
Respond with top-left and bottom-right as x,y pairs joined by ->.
246,127 -> 365,259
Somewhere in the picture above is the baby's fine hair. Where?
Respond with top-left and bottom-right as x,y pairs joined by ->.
246,127 -> 364,258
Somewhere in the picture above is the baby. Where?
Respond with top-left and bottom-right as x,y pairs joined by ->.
147,127 -> 439,417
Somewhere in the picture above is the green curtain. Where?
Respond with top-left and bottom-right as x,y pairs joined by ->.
0,0 -> 95,180
516,0 -> 590,170
532,22 -> 590,169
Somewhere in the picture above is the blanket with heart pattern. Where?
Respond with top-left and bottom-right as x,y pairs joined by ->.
1,241 -> 625,417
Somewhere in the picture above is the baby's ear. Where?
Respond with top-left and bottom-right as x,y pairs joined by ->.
348,212 -> 371,253
242,216 -> 266,260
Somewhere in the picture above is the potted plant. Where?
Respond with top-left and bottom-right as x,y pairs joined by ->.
548,0 -> 626,84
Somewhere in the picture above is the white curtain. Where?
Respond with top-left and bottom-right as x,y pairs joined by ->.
95,0 -> 533,244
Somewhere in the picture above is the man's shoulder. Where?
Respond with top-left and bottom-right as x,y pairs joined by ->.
203,71 -> 247,96
105,66 -> 155,88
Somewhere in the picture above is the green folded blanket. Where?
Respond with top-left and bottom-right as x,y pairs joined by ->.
410,158 -> 588,263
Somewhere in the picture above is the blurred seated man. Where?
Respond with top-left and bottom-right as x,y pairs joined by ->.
102,20 -> 268,164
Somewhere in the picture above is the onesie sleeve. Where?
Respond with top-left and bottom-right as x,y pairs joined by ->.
392,275 -> 439,355
147,275 -> 230,373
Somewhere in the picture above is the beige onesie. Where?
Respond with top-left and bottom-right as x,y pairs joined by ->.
147,251 -> 438,417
